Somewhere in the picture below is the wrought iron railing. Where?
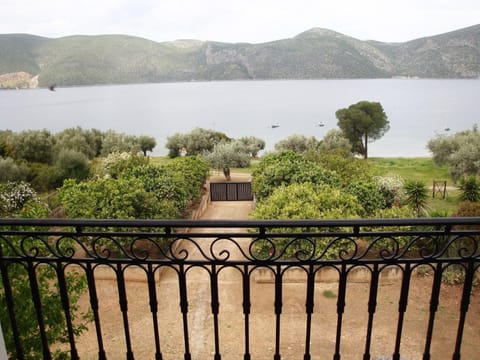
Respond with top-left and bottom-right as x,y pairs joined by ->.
0,218 -> 479,360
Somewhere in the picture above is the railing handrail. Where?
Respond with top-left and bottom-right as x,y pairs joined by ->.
1,216 -> 479,228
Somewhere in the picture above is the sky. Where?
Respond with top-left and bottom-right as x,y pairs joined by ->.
0,0 -> 479,44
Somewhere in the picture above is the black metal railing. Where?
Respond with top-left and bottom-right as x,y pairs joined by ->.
0,217 -> 479,360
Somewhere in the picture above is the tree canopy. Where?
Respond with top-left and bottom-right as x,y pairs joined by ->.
427,126 -> 480,180
165,128 -> 230,158
336,101 -> 389,159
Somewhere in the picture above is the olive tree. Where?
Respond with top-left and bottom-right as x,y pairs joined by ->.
427,126 -> 480,181
237,136 -> 265,157
274,134 -> 318,154
336,101 -> 389,159
317,129 -> 352,156
203,141 -> 250,180
100,130 -> 140,156
138,135 -> 157,156
165,128 -> 230,158
13,130 -> 56,164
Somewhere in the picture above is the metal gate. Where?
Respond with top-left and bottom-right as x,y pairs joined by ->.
210,182 -> 253,201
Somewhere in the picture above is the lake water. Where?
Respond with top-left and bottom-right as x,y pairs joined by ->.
1,79 -> 479,157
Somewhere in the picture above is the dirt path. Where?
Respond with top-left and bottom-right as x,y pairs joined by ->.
74,199 -> 480,360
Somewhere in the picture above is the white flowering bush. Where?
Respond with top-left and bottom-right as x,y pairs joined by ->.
373,175 -> 405,208
0,181 -> 38,215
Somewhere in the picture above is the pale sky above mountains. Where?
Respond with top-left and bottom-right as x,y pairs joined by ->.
0,0 -> 478,44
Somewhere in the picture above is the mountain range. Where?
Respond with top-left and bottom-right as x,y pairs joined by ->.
1,24 -> 479,88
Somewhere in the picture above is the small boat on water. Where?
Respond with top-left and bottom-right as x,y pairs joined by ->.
317,122 -> 325,127
271,124 -> 280,128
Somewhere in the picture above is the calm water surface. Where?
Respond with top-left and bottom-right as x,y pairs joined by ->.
1,79 -> 479,157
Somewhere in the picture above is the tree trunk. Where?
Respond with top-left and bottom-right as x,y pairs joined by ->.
223,167 -> 231,181
364,133 -> 368,159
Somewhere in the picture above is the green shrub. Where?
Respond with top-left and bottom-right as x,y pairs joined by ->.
251,183 -> 362,259
458,176 -> 480,202
346,181 -> 386,216
26,163 -> 65,192
252,151 -> 339,200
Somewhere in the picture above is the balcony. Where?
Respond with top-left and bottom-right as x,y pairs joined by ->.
0,217 -> 479,359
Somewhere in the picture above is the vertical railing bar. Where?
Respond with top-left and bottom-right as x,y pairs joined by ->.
27,262 -> 51,360
363,263 -> 379,360
452,261 -> 475,360
242,266 -> 251,360
422,262 -> 443,360
304,265 -> 315,360
147,264 -> 163,360
333,263 -> 347,360
116,263 -> 134,360
55,262 -> 79,360
0,255 -> 24,359
85,263 -> 107,360
392,264 -> 412,360
178,264 -> 192,360
211,264 -> 221,360
274,265 -> 283,360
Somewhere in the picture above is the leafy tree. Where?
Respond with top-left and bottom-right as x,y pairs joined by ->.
0,157 -> 28,183
203,141 -> 250,180
274,134 -> 318,154
165,128 -> 230,158
0,130 -> 16,158
138,135 -> 157,156
336,101 -> 389,159
100,130 -> 140,156
54,127 -> 97,159
427,126 -> 480,181
13,130 -> 56,164
404,180 -> 430,216
0,199 -> 88,360
317,129 -> 352,157
55,149 -> 90,182
458,176 -> 480,202
252,151 -> 339,200
237,136 -> 265,157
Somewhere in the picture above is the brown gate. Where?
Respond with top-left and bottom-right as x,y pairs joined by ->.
210,182 -> 253,201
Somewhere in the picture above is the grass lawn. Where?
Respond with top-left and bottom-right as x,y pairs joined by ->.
369,157 -> 452,184
369,157 -> 461,215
